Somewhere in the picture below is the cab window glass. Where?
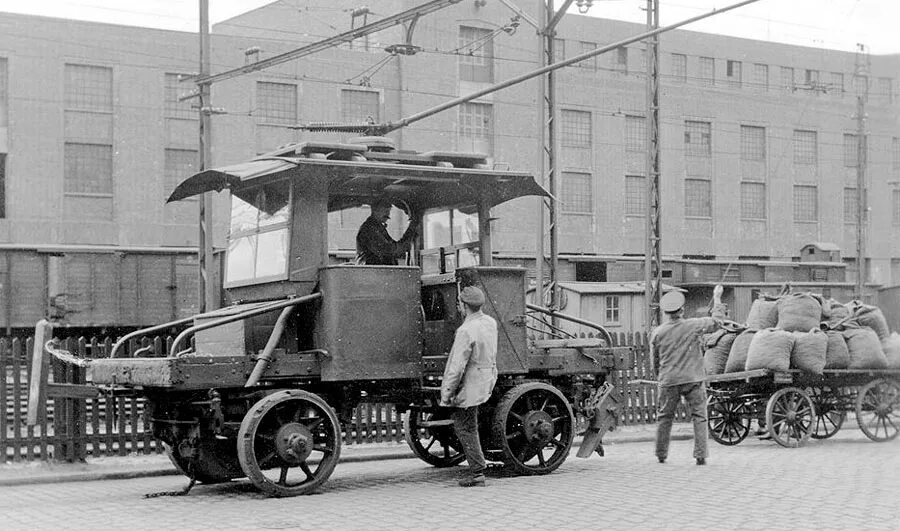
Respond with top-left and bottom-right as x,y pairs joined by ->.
225,181 -> 291,285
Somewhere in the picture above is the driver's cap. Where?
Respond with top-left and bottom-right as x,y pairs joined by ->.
659,291 -> 685,313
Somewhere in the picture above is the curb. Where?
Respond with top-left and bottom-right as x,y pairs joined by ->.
0,432 -> 690,488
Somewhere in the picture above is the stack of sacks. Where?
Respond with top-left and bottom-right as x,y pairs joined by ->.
745,328 -> 793,372
846,302 -> 890,340
746,297 -> 779,329
776,293 -> 823,332
791,328 -> 828,374
703,329 -> 737,375
824,299 -> 851,329
824,330 -> 851,369
881,332 -> 900,369
843,327 -> 889,369
725,329 -> 757,373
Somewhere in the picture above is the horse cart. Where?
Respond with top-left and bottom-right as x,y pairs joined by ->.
29,138 -> 633,496
706,368 -> 900,448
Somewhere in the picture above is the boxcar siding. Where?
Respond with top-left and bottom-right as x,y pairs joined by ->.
10,252 -> 46,327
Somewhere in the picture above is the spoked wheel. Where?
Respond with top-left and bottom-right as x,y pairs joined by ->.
707,394 -> 752,446
164,436 -> 243,484
808,387 -> 847,440
765,387 -> 816,448
492,382 -> 574,475
855,379 -> 900,442
403,408 -> 466,467
237,390 -> 341,497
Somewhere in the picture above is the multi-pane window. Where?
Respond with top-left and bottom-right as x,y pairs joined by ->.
726,60 -> 742,87
893,189 -> 900,225
560,172 -> 592,214
740,182 -> 766,220
0,154 -> 5,219
578,41 -> 597,70
829,72 -> 844,96
740,125 -> 766,160
753,63 -> 768,91
164,148 -> 198,198
671,53 -> 687,83
853,74 -> 868,97
0,57 -> 7,127
65,64 -> 113,111
604,296 -> 620,324
780,66 -> 794,91
611,47 -> 628,73
844,187 -> 859,223
64,143 -> 113,195
164,73 -> 195,119
892,137 -> 900,171
804,69 -> 819,89
625,115 -> 646,152
793,185 -> 818,222
341,89 -> 379,123
458,26 -> 494,83
553,38 -> 565,64
699,57 -> 714,85
256,82 -> 297,125
684,121 -> 711,156
793,130 -> 817,165
843,133 -> 859,167
560,109 -> 591,148
879,77 -> 894,103
685,178 -> 711,217
458,102 -> 493,155
624,175 -> 646,216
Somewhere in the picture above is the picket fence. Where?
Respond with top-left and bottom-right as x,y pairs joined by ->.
1,331 -> 674,462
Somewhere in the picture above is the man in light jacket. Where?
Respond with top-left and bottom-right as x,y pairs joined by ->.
440,286 -> 498,487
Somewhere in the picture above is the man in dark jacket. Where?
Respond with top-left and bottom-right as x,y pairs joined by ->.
651,285 -> 726,465
355,199 -> 418,265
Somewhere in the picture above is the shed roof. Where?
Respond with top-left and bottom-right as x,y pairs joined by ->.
558,281 -> 682,294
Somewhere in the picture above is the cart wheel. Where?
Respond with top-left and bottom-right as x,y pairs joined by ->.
403,408 -> 466,467
707,394 -> 751,445
765,387 -> 816,448
237,390 -> 341,497
808,387 -> 846,440
855,379 -> 900,442
491,382 -> 574,475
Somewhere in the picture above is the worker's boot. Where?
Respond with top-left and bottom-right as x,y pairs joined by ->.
458,474 -> 486,487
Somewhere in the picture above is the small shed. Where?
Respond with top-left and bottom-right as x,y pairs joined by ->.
800,242 -> 841,263
555,282 -> 682,335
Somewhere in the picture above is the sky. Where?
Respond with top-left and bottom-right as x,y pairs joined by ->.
0,0 -> 897,54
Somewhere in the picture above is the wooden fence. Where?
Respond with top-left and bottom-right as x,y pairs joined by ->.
2,331 -> 675,463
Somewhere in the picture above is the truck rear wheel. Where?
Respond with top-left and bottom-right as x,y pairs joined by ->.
403,408 -> 466,467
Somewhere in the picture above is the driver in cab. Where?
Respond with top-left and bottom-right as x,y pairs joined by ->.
355,199 -> 419,265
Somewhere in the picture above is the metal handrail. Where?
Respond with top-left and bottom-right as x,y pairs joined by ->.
109,315 -> 197,359
525,303 -> 613,345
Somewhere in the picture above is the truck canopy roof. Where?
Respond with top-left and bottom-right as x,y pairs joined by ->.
168,140 -> 549,213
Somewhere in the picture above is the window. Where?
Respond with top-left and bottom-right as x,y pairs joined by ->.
578,41 -> 597,70
604,295 -> 620,324
0,57 -> 7,128
560,109 -> 591,148
699,57 -> 714,85
625,115 -> 646,152
65,64 -> 112,111
853,74 -> 868,97
639,47 -> 647,73
624,175 -> 646,216
458,102 -> 493,155
164,149 -> 197,199
684,120 -> 711,156
341,89 -> 379,123
893,189 -> 900,225
560,172 -> 592,214
780,66 -> 794,91
893,137 -> 900,171
843,133 -> 859,167
740,182 -> 766,220
844,187 -> 859,223
458,26 -> 494,83
752,63 -> 768,91
685,179 -> 711,217
226,182 -> 291,285
64,143 -> 112,195
829,72 -> 844,95
164,73 -> 195,119
740,125 -> 765,160
793,185 -> 818,222
671,53 -> 687,83
553,38 -> 565,64
611,47 -> 628,73
793,130 -> 817,165
256,82 -> 296,125
805,69 -> 819,89
726,60 -> 742,87
879,77 -> 894,103
0,153 -> 5,219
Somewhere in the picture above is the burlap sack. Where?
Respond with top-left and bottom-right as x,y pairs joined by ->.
746,298 -> 778,329
843,327 -> 888,369
704,330 -> 737,375
776,293 -> 823,332
848,303 -> 890,340
824,331 -> 850,369
745,328 -> 793,372
790,329 -> 827,375
725,329 -> 757,373
881,332 -> 900,369
825,300 -> 851,329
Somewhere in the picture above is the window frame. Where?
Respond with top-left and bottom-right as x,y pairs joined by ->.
224,180 -> 293,288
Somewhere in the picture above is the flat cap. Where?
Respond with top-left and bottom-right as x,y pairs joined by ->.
659,291 -> 685,313
459,286 -> 486,306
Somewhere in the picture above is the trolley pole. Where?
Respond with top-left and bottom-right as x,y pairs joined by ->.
644,0 -> 661,332
854,44 -> 869,301
198,0 -> 216,312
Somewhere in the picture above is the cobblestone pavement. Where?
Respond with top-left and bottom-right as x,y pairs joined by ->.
1,430 -> 897,531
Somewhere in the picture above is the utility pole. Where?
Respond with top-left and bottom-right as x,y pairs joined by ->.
198,0 -> 216,312
854,43 -> 869,300
534,0 -> 547,303
643,0 -> 661,332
